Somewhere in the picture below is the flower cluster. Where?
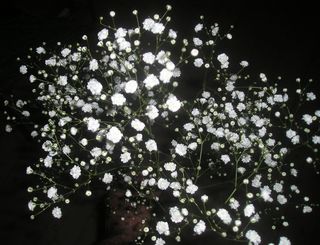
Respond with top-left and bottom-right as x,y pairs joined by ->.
2,5 -> 319,245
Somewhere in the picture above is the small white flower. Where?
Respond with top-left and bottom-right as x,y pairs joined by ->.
245,230 -> 261,245
221,154 -> 231,164
145,139 -> 157,152
193,220 -> 206,235
217,53 -> 229,69
194,58 -> 203,67
61,48 -> 71,57
70,165 -> 81,179
28,201 -> 36,211
111,93 -> 126,106
87,117 -> 100,132
143,74 -> 160,89
193,37 -> 203,46
175,143 -> 187,156
52,207 -> 62,219
186,183 -> 198,194
151,23 -> 165,34
120,152 -> 131,163
159,68 -> 173,83
217,208 -> 232,224
194,23 -> 203,32
143,52 -> 156,64
124,80 -> 138,93
47,187 -> 58,200
102,173 -> 113,184
106,126 -> 123,143
98,28 -> 109,40
131,119 -> 145,131
145,105 -> 159,119
89,59 -> 99,71
19,65 -> 27,74
201,195 -> 208,203
62,145 -> 71,155
279,237 -> 291,245
170,206 -> 184,223
244,204 -> 255,217
143,18 -> 155,31
87,78 -> 103,95
155,238 -> 166,245
156,221 -> 170,235
302,114 -> 313,125
57,75 -> 67,86
164,162 -> 176,172
166,95 -> 181,112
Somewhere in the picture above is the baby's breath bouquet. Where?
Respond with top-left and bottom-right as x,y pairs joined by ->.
3,5 -> 320,245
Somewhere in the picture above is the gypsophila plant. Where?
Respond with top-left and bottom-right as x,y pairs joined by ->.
2,5 -> 320,245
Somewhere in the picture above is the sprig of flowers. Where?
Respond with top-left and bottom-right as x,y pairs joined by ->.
2,5 -> 319,245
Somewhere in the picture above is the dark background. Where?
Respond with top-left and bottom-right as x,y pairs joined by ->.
0,0 -> 319,244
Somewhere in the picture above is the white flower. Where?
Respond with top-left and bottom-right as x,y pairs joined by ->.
57,75 -> 67,86
145,139 -> 157,152
175,143 -> 187,156
62,145 -> 71,155
260,186 -> 273,202
277,194 -> 287,205
194,23 -> 203,32
111,93 -> 126,106
245,230 -> 261,245
193,37 -> 203,46
70,165 -> 81,179
90,147 -> 102,158
166,95 -> 181,112
5,124 -> 12,133
130,119 -> 145,131
115,28 -> 127,38
143,18 -> 155,31
157,178 -> 170,190
302,114 -> 313,125
156,221 -> 170,235
47,187 -> 58,200
87,117 -> 100,132
244,204 -> 255,217
44,155 -> 53,168
89,59 -> 99,71
87,78 -> 103,95
186,183 -> 198,194
306,92 -> 316,101
106,126 -> 123,143
240,60 -> 249,67
260,73 -> 267,82
193,220 -> 206,235
201,195 -> 208,203
303,205 -> 312,213
312,136 -> 320,144
120,152 -> 131,163
36,46 -> 46,54
164,162 -> 176,172
279,237 -> 291,245
98,28 -> 109,40
61,48 -> 71,57
155,238 -> 166,245
217,208 -> 232,224
188,142 -> 197,150
143,52 -> 155,64
52,207 -> 62,219
19,65 -> 27,74
168,29 -> 177,39
221,154 -> 231,164
28,201 -> 36,211
143,74 -> 160,89
102,173 -> 113,184
124,80 -> 138,93
151,23 -> 165,34
170,206 -> 184,223
194,58 -> 203,67
145,105 -> 159,119
217,53 -> 229,69
159,68 -> 173,83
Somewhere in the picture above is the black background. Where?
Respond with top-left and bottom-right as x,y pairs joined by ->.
0,0 -> 319,244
